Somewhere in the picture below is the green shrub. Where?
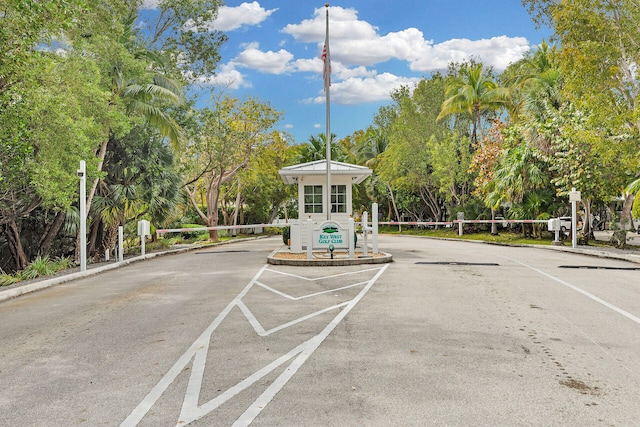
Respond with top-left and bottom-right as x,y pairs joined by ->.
19,255 -> 56,280
51,257 -> 72,272
282,226 -> 290,245
0,274 -> 19,287
264,227 -> 282,235
179,224 -> 209,240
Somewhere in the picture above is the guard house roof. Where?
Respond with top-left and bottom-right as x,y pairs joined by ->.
279,160 -> 372,185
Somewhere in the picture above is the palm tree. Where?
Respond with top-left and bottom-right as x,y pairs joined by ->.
89,127 -> 182,259
295,133 -> 342,163
85,13 -> 185,215
437,63 -> 509,145
437,63 -> 509,233
487,140 -> 553,234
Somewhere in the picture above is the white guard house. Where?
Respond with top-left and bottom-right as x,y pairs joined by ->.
279,160 -> 372,252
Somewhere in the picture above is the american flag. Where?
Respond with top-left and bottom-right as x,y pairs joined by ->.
322,18 -> 331,91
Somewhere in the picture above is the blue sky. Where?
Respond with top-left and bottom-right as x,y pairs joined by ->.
141,1 -> 552,144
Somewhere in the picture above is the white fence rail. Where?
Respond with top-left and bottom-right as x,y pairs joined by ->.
377,219 -> 548,226
157,219 -> 549,235
156,223 -> 289,235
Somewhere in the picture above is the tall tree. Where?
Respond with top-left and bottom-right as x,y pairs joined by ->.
354,126 -> 401,225
523,0 -> 640,230
0,2 -> 115,271
182,96 -> 282,241
437,62 -> 509,145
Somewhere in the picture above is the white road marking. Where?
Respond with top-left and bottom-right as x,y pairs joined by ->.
120,264 -> 388,427
504,256 -> 640,325
232,264 -> 389,426
255,280 -> 370,300
120,265 -> 269,427
237,299 -> 350,336
264,266 -> 383,281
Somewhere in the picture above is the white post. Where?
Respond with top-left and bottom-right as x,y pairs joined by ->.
307,218 -> 313,260
78,160 -> 87,272
118,226 -> 124,262
138,220 -> 150,256
571,198 -> 577,249
372,203 -> 379,254
362,211 -> 368,257
290,221 -> 302,254
348,217 -> 355,259
570,188 -> 581,249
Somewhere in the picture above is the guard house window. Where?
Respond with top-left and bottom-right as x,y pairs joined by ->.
331,185 -> 347,213
304,185 -> 323,213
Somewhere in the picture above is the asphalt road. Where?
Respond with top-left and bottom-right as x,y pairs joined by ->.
1,236 -> 640,426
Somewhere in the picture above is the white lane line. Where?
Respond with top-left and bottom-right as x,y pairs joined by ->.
122,264 -> 389,426
178,340 -> 309,425
504,256 -> 640,325
255,280 -> 369,300
238,299 -> 350,337
232,264 -> 389,427
120,265 -> 269,427
264,266 -> 383,281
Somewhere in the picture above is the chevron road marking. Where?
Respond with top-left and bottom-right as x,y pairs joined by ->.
120,264 -> 388,427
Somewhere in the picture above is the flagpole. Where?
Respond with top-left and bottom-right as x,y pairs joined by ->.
324,3 -> 331,220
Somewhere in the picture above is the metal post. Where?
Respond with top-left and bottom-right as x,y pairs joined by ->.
118,226 -> 124,262
372,203 -> 378,254
78,160 -> 87,272
307,218 -> 313,260
348,217 -> 355,259
570,187 -> 581,249
324,5 -> 331,221
362,211 -> 368,257
572,195 -> 577,249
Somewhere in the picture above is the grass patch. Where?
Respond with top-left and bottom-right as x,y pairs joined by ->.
380,226 -> 555,246
1,256 -> 74,286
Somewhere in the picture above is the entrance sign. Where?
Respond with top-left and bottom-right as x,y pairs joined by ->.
313,221 -> 349,249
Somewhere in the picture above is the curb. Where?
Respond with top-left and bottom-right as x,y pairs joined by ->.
0,237 -> 264,304
267,248 -> 393,266
414,235 -> 640,265
2,235 -> 637,303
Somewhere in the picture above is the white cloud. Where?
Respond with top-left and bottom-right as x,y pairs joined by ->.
306,72 -> 421,105
232,42 -> 294,74
139,0 -> 160,10
281,5 -> 530,71
211,2 -> 277,32
196,63 -> 251,90
211,4 -> 533,107
409,36 -> 531,72
283,6 -> 378,43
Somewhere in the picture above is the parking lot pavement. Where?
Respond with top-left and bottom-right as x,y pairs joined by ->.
2,235 -> 640,426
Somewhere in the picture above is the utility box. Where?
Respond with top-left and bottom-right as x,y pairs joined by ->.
548,218 -> 561,232
138,219 -> 151,237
